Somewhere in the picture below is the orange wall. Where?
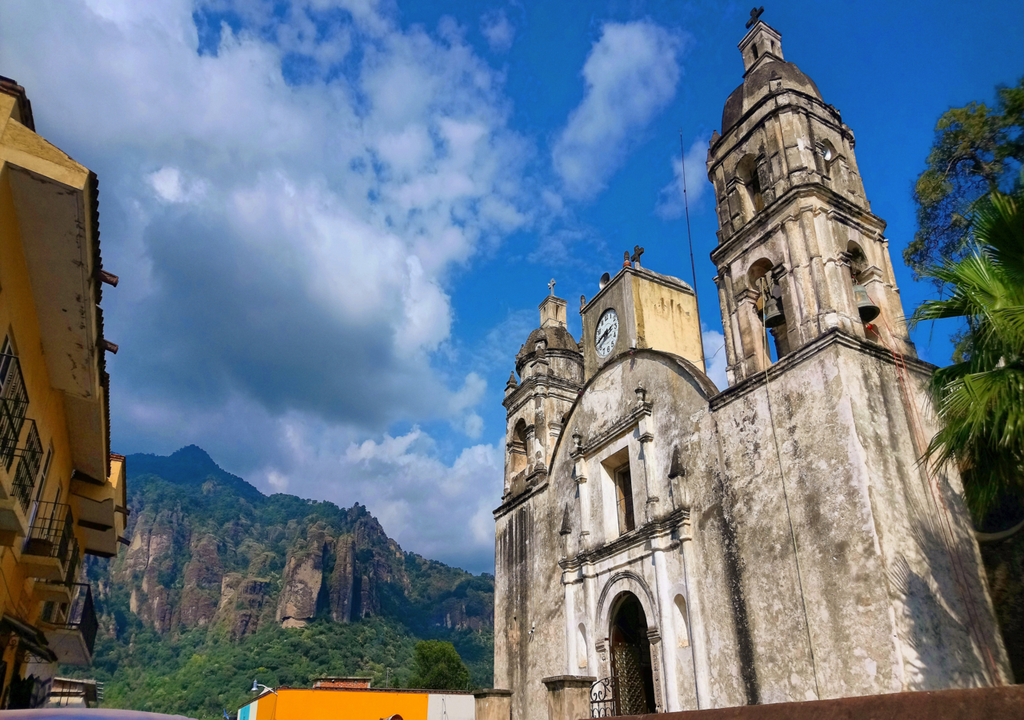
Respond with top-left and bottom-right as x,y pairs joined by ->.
244,689 -> 430,720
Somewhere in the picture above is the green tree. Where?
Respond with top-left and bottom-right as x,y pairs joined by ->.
905,77 -> 1024,277
406,640 -> 471,691
910,184 -> 1024,521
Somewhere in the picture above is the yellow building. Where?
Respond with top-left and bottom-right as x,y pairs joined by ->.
0,76 -> 126,709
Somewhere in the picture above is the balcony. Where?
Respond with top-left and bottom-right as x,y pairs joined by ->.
40,583 -> 97,666
21,501 -> 77,582
70,454 -> 128,557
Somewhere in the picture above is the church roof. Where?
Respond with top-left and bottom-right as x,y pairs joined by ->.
722,58 -> 822,133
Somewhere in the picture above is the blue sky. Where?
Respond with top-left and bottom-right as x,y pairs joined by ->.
1,0 -> 1022,574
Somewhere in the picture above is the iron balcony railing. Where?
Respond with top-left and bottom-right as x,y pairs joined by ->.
0,353 -> 29,469
9,420 -> 42,512
24,501 -> 75,566
41,583 -> 98,659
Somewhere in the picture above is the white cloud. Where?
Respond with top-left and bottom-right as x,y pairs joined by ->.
553,20 -> 684,199
701,327 -> 728,391
0,0 -> 529,426
0,0 -> 533,571
480,9 -> 514,53
656,135 -> 710,219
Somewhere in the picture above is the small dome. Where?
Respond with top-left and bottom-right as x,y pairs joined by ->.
722,58 -> 822,133
514,325 -> 581,376
520,326 -> 579,355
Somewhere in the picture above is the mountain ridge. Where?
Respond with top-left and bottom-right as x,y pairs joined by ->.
84,445 -> 494,718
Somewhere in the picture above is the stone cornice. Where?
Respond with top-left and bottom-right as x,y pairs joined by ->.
503,374 -> 582,412
710,183 -> 887,268
709,328 -> 935,410
560,507 -> 690,574
494,476 -> 549,519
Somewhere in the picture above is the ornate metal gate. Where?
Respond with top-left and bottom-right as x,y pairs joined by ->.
589,676 -> 619,718
612,640 -> 651,715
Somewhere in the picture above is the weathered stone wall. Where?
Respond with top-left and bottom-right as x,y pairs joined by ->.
494,491 -> 565,720
495,337 -> 1010,717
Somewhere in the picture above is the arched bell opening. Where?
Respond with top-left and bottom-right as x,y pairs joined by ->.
509,419 -> 528,479
748,259 -> 790,365
846,242 -> 881,331
735,154 -> 764,219
609,592 -> 657,715
815,138 -> 837,177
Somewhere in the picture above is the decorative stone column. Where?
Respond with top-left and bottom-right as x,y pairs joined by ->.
571,431 -> 592,546
653,537 -> 681,711
635,385 -> 658,520
679,517 -> 710,707
563,573 -> 577,676
647,628 -> 665,713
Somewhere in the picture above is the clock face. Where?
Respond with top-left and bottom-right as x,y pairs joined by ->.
595,309 -> 619,358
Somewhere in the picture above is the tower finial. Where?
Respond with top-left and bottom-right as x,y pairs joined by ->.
548,278 -> 556,296
746,6 -> 764,29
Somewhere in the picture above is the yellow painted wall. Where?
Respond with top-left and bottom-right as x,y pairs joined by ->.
632,274 -> 705,372
0,91 -> 105,694
0,164 -> 81,610
242,689 -> 430,720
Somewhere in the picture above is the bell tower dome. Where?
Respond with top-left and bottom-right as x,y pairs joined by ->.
502,282 -> 583,499
707,13 -> 914,386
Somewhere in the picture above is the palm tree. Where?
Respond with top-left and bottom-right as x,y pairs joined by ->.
910,185 -> 1024,523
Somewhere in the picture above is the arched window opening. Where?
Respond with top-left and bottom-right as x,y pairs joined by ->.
735,154 -> 764,218
577,623 -> 589,669
847,242 -> 881,327
673,595 -> 690,648
748,259 -> 789,363
509,419 -> 528,478
752,44 -> 759,60
609,593 -> 656,715
816,139 -> 837,176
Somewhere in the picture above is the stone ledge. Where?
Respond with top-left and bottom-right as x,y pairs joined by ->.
542,675 -> 597,689
604,685 -> 1024,720
473,688 -> 513,698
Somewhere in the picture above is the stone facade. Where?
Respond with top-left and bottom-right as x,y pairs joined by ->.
492,17 -> 1012,720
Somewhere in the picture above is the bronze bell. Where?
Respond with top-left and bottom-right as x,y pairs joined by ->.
853,283 -> 880,323
763,294 -> 786,328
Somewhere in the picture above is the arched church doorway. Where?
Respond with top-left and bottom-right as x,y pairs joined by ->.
609,592 -> 656,715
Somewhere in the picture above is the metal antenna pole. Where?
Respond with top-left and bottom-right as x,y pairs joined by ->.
680,129 -> 707,365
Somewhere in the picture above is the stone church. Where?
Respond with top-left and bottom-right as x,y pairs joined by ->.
492,14 -> 1012,720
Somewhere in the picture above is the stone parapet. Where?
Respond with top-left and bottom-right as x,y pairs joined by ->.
542,676 -> 595,720
607,685 -> 1024,720
473,688 -> 512,720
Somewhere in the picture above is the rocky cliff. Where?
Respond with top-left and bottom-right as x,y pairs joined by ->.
98,444 -> 494,641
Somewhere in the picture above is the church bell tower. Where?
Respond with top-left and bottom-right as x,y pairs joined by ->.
707,11 -> 914,386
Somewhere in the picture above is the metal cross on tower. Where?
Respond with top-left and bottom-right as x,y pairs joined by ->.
548,278 -> 556,295
746,6 -> 764,29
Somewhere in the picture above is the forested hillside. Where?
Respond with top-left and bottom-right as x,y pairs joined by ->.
77,446 -> 494,718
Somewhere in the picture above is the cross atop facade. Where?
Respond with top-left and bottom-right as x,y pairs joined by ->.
631,245 -> 645,267
548,278 -> 556,295
746,6 -> 764,29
